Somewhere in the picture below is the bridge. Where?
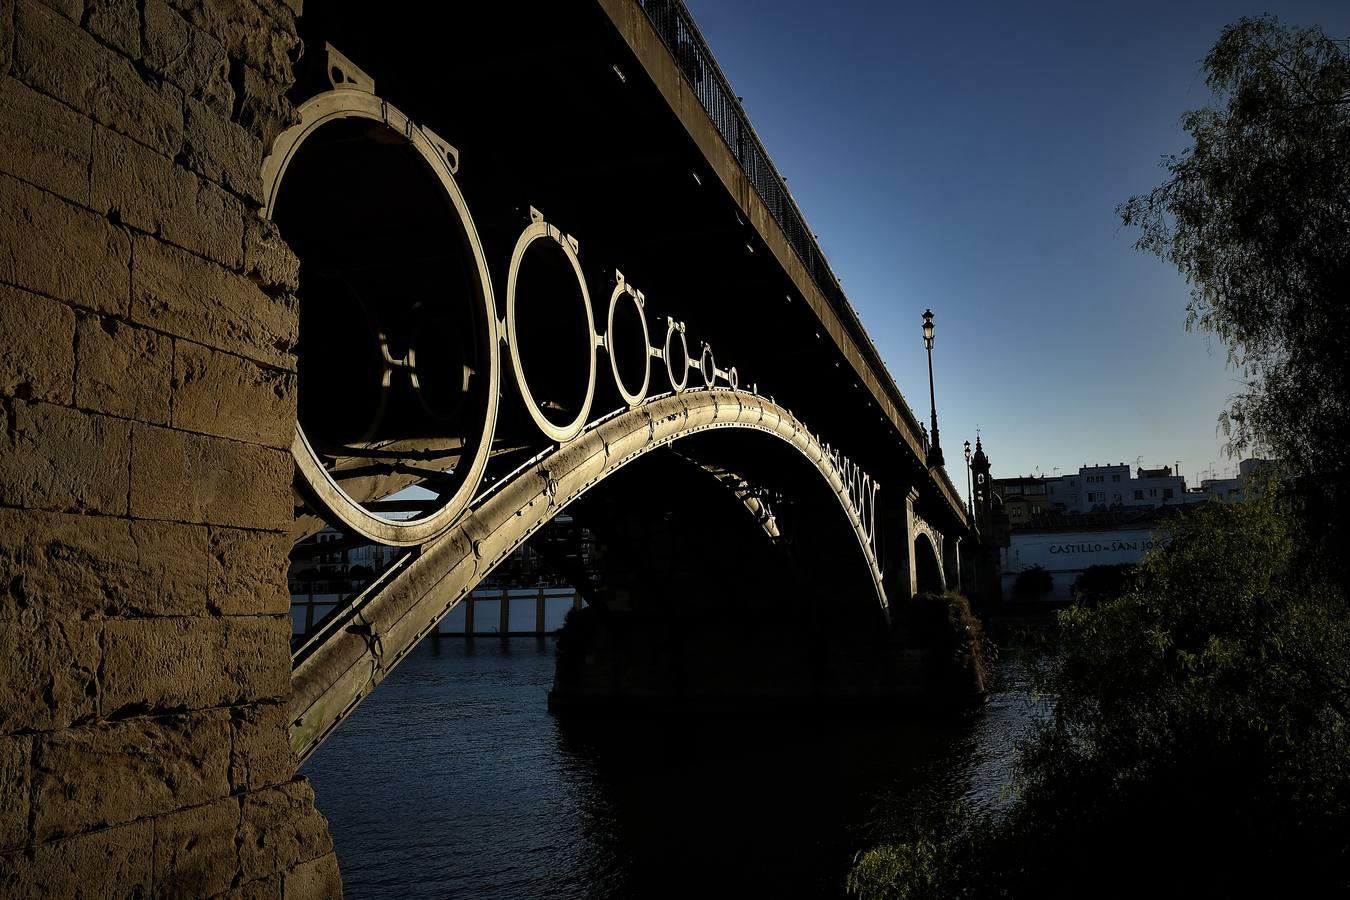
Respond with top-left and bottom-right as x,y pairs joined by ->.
0,1 -> 987,895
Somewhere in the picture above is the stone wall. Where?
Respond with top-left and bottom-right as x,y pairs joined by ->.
0,0 -> 339,895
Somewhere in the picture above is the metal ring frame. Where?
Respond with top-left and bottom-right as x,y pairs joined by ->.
264,76 -> 881,554
262,87 -> 501,547
605,273 -> 651,408
504,215 -> 598,443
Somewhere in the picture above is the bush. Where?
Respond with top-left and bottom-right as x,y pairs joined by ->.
905,591 -> 993,699
850,492 -> 1350,897
1068,563 -> 1135,606
1011,565 -> 1053,601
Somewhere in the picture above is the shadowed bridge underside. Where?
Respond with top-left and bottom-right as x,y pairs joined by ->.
290,389 -> 887,762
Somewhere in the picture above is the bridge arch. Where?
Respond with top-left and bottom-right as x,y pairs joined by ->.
289,390 -> 888,761
914,532 -> 944,595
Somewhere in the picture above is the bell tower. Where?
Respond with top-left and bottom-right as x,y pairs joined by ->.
971,436 -> 993,533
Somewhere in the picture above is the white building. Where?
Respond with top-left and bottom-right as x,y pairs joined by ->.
1000,521 -> 1170,601
1043,463 -> 1188,514
1191,458 -> 1274,504
995,457 -> 1273,601
995,462 -> 1199,527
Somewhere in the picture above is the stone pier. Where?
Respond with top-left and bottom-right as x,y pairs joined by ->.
0,0 -> 337,895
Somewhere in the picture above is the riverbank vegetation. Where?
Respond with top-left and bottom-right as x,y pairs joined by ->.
850,16 -> 1350,897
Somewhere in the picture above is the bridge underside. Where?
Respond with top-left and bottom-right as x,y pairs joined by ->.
290,2 -> 955,510
551,437 -> 903,713
289,391 -> 905,761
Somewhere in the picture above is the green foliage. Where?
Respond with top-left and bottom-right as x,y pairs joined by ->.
852,494 -> 1350,898
1069,563 -> 1136,606
1118,16 -> 1350,542
853,21 -> 1350,895
906,591 -> 994,697
1010,564 -> 1053,600
847,805 -> 989,900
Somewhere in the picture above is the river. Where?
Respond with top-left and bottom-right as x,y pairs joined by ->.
302,637 -> 1044,898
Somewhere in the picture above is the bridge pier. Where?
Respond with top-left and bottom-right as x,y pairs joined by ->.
0,2 -> 337,895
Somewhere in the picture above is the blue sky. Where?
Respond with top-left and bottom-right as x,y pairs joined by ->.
683,1 -> 1350,491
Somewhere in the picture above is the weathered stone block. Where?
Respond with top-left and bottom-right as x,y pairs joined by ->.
174,341 -> 294,449
0,74 -> 91,204
239,780 -> 333,882
163,0 -> 297,86
224,616 -> 292,703
74,315 -> 171,424
34,0 -> 79,22
130,423 -> 291,530
0,619 -> 99,732
154,797 -> 242,897
13,0 -> 182,156
100,616 -> 228,714
0,173 -> 130,317
243,216 -> 299,293
33,711 -> 231,839
208,528 -> 290,616
229,702 -> 295,793
142,0 -> 232,117
0,285 -> 75,404
0,399 -> 130,515
101,615 -> 288,712
282,852 -> 342,900
6,819 -> 153,899
185,96 -> 265,202
132,235 -> 297,370
0,509 -> 216,620
234,60 -> 295,153
218,874 -> 282,900
1,0 -> 13,74
92,126 -> 245,270
127,518 -> 213,615
84,0 -> 138,57
0,736 -> 30,852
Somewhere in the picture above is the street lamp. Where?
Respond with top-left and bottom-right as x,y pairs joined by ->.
964,440 -> 973,515
922,309 -> 944,467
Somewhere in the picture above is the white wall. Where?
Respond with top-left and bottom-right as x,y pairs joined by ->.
1001,527 -> 1168,600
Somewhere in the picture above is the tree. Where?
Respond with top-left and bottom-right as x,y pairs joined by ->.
1069,563 -> 1136,606
1010,565 -> 1052,601
1119,16 -> 1350,547
851,494 -> 1350,898
851,19 -> 1350,897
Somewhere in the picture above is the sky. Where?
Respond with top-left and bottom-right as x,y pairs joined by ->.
682,0 -> 1350,493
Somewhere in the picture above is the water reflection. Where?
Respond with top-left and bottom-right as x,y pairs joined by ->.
302,638 -> 1044,898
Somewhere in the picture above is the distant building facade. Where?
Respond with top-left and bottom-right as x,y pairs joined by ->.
996,462 -> 1189,523
994,458 -> 1271,600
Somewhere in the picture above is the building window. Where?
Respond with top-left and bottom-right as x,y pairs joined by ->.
1149,489 -> 1157,497
1112,474 -> 1121,483
1163,488 -> 1174,500
1134,490 -> 1144,500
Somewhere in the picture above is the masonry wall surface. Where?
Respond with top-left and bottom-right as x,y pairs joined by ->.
0,0 -> 340,895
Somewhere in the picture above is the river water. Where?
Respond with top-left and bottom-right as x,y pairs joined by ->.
303,637 -> 1044,899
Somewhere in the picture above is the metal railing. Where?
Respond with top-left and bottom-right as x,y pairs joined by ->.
635,0 -> 966,525
636,5 -> 928,430
637,0 -> 845,313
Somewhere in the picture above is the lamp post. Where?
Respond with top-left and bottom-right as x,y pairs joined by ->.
964,440 -> 973,516
922,309 -> 944,467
